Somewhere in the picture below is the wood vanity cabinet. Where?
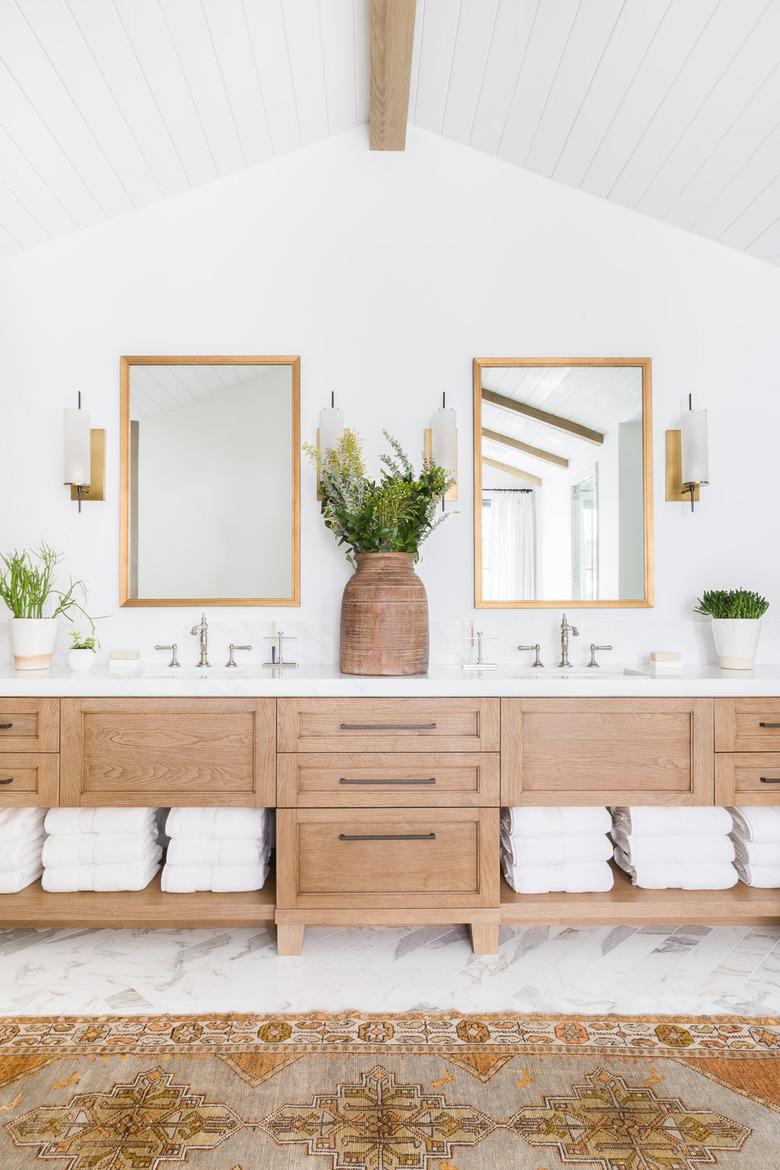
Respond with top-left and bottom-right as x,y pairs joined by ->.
715,699 -> 780,804
0,699 -> 59,807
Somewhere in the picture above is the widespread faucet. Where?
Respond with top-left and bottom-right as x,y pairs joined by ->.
559,613 -> 579,668
191,612 -> 210,668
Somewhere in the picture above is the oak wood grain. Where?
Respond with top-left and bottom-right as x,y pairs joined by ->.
0,753 -> 58,806
0,698 -> 59,753
277,752 -> 500,807
715,753 -> 780,805
715,698 -> 780,752
277,698 -> 500,753
370,0 -> 416,150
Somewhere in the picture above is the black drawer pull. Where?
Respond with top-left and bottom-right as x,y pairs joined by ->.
0,778 -> 13,786
758,722 -> 780,728
0,723 -> 13,730
338,832 -> 436,842
339,777 -> 436,786
339,722 -> 438,731
759,777 -> 780,784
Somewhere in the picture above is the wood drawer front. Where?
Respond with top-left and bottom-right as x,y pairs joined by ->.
501,698 -> 714,805
0,754 -> 58,806
716,754 -> 780,805
277,807 -> 498,909
277,753 -> 500,807
277,698 -> 500,753
60,698 -> 275,806
0,699 -> 59,753
716,699 -> 780,752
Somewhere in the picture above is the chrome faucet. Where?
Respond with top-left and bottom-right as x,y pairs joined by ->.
190,612 -> 210,668
558,613 -> 579,668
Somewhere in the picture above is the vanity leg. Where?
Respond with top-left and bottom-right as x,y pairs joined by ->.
469,921 -> 499,956
277,922 -> 305,956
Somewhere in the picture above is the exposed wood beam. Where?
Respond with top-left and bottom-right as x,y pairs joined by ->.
370,0 -> 416,150
482,388 -> 604,445
482,427 -> 568,469
483,457 -> 542,486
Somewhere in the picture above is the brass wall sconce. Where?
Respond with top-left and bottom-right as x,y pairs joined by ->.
63,392 -> 105,512
424,392 -> 458,503
666,394 -> 708,512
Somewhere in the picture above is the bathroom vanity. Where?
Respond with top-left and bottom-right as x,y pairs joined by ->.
0,669 -> 777,954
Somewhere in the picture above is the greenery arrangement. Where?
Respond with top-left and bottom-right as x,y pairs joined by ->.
0,543 -> 95,628
69,629 -> 98,651
694,588 -> 769,620
306,431 -> 453,563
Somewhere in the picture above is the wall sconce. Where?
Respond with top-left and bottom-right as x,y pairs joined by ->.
665,394 -> 709,512
64,392 -> 105,513
424,393 -> 458,502
317,392 -> 345,499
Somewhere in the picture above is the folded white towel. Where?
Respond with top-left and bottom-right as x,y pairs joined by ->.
0,808 -> 46,842
729,807 -> 780,844
42,852 -> 161,892
502,859 -> 614,894
44,808 -> 158,836
731,836 -> 780,868
42,831 -> 160,868
735,861 -> 780,888
0,835 -> 44,872
611,830 -> 735,865
611,806 -> 732,837
160,860 -> 269,893
501,807 -> 611,838
501,831 -> 612,867
0,864 -> 43,893
166,838 -> 269,867
614,846 -> 737,889
165,807 -> 271,840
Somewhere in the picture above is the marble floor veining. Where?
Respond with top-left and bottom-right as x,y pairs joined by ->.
0,921 -> 778,1018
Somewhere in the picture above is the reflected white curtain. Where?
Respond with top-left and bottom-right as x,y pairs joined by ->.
482,490 -> 536,601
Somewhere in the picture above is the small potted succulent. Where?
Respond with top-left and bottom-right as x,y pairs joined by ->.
694,588 -> 769,670
0,543 -> 95,670
67,629 -> 98,672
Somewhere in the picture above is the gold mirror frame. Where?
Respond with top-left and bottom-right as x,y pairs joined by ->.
473,356 -> 653,609
120,355 -> 301,607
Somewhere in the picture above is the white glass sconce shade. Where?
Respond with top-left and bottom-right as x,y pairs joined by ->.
64,406 -> 91,486
318,405 -> 344,456
431,406 -> 457,475
681,408 -> 709,486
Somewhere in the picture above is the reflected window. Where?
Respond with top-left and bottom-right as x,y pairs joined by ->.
571,471 -> 598,601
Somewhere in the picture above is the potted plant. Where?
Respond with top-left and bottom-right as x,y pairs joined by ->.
694,588 -> 769,670
68,629 -> 98,672
0,543 -> 95,670
307,431 -> 452,676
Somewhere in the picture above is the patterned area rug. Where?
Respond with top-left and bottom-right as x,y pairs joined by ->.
0,1012 -> 777,1169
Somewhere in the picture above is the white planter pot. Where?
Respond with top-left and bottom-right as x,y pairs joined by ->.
67,648 -> 96,672
711,618 -> 762,671
9,618 -> 58,671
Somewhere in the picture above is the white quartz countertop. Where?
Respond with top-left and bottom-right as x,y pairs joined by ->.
2,663 -> 780,697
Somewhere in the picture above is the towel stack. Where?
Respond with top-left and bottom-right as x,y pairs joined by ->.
0,808 -> 46,892
501,807 -> 614,893
729,807 -> 780,888
42,808 -> 162,892
611,806 -> 737,889
161,808 -> 272,892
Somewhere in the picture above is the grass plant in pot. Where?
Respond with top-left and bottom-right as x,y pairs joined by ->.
0,543 -> 95,670
694,588 -> 769,671
307,431 -> 453,676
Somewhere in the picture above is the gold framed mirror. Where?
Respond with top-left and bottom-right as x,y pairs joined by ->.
120,355 -> 300,607
474,357 -> 653,609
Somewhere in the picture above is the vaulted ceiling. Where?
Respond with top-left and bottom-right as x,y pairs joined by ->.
2,0 -> 780,268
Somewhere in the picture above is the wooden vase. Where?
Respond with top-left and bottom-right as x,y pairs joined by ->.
340,552 -> 429,676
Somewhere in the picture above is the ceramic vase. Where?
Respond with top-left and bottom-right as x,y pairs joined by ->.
9,618 -> 58,670
340,552 -> 429,676
711,618 -> 762,670
67,648 -> 96,672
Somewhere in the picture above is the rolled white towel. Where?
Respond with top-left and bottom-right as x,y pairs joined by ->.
611,830 -> 735,865
734,861 -> 780,888
0,835 -> 44,872
44,808 -> 158,836
0,808 -> 46,842
42,852 -> 161,893
501,807 -> 611,838
42,832 -> 160,868
729,807 -> 780,844
502,859 -> 614,895
166,838 -> 269,867
165,807 -> 271,840
0,864 -> 43,893
501,831 -> 612,867
611,806 -> 732,837
614,846 -> 737,889
731,836 -> 780,868
160,860 -> 269,893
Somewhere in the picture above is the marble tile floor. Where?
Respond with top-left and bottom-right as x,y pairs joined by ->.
0,921 -> 778,1017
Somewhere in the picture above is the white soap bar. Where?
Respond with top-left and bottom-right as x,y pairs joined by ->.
109,649 -> 141,676
650,651 -> 682,663
109,649 -> 140,661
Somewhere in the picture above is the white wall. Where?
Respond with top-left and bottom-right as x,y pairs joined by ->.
1,126 -> 780,667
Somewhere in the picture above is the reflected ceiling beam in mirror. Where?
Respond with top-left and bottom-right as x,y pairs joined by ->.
482,389 -> 604,445
370,0 -> 416,150
483,457 -> 542,487
482,427 -> 568,469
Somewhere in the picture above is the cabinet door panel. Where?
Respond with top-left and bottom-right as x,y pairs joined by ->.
277,752 -> 499,807
277,698 -> 499,752
0,699 -> 59,753
716,754 -> 780,805
715,699 -> 780,752
0,754 -> 58,806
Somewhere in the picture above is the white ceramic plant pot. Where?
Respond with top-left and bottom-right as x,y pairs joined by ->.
67,648 -> 95,672
711,618 -> 762,670
9,618 -> 58,670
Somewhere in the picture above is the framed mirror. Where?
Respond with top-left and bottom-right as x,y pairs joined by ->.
474,357 -> 653,608
120,355 -> 300,606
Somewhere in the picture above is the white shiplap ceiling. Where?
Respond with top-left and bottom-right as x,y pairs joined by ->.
2,0 -> 780,268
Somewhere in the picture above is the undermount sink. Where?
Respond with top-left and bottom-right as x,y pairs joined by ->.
140,666 -> 254,679
513,668 -> 629,680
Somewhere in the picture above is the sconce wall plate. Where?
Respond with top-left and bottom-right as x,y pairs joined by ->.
424,426 -> 458,502
70,428 -> 106,502
665,429 -> 700,503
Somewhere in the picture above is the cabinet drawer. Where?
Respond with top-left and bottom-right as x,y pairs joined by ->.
277,698 -> 499,753
277,753 -> 499,807
277,808 -> 498,909
501,698 -> 714,805
716,699 -> 780,752
0,699 -> 59,753
0,754 -> 58,806
60,698 -> 275,806
716,754 -> 780,805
